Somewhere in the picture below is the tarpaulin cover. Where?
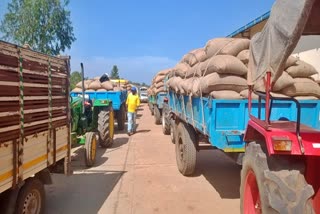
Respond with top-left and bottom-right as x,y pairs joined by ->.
248,0 -> 320,86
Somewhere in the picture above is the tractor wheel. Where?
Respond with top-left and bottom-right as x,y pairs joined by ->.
149,103 -> 154,116
154,106 -> 161,125
117,104 -> 125,131
84,132 -> 97,167
162,105 -> 170,135
98,107 -> 114,148
240,142 -> 315,214
170,119 -> 176,144
16,178 -> 45,214
175,122 -> 197,176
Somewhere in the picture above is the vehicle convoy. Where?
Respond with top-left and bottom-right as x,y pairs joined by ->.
166,0 -> 320,213
70,63 -> 114,166
0,41 -> 71,213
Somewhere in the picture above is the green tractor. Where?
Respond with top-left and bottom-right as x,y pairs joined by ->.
70,63 -> 115,167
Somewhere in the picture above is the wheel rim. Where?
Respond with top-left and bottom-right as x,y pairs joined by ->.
23,189 -> 41,214
109,110 -> 114,138
91,134 -> 97,160
244,169 -> 261,214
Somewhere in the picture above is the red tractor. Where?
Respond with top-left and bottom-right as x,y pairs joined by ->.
240,0 -> 320,213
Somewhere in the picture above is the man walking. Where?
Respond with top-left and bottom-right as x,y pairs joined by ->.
126,87 -> 140,136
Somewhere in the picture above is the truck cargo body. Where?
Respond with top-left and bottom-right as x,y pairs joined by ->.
169,90 -> 320,152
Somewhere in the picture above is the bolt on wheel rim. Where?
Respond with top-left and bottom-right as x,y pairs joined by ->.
23,190 -> 41,214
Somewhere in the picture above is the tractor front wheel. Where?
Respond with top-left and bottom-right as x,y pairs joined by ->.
162,105 -> 170,135
117,104 -> 125,131
240,142 -> 315,214
154,106 -> 161,125
84,132 -> 97,167
98,107 -> 115,148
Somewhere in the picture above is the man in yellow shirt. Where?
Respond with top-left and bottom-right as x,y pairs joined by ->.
126,87 -> 140,135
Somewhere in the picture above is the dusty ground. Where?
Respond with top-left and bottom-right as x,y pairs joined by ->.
46,104 -> 241,214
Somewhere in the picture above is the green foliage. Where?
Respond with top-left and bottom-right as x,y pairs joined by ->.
0,0 -> 76,55
110,65 -> 119,79
70,71 -> 81,89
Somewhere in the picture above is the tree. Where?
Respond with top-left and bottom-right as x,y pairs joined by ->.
110,65 -> 119,79
0,0 -> 76,55
70,71 -> 81,89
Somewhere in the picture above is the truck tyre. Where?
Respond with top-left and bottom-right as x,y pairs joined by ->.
149,103 -> 154,116
16,178 -> 45,214
98,107 -> 114,148
240,142 -> 315,214
170,119 -> 176,144
84,132 -> 97,167
117,104 -> 125,131
154,106 -> 161,125
162,106 -> 170,135
175,122 -> 197,176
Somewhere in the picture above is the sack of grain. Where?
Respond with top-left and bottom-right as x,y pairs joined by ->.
182,48 -> 207,66
199,55 -> 248,76
237,49 -> 250,64
158,68 -> 172,76
294,96 -> 318,100
113,87 -> 121,92
206,38 -> 250,58
272,72 -> 294,92
155,88 -> 166,94
71,87 -> 82,92
286,60 -> 318,78
285,56 -> 298,69
191,77 -> 203,96
97,89 -> 107,92
200,73 -> 247,94
101,81 -> 114,90
94,76 -> 100,80
240,90 -> 259,99
281,78 -> 320,98
210,90 -> 242,99
86,89 -> 95,92
173,62 -> 190,77
88,80 -> 101,90
155,81 -> 164,89
154,75 -> 165,83
76,79 -> 92,89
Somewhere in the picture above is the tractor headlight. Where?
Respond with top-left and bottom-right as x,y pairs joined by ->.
272,136 -> 292,151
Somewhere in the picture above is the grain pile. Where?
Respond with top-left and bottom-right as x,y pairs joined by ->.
149,68 -> 172,96
71,78 -> 129,92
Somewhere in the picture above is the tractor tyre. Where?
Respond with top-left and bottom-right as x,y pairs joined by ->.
16,178 -> 45,214
98,107 -> 114,148
149,103 -> 154,116
162,105 -> 170,135
84,132 -> 97,167
154,106 -> 161,125
170,119 -> 176,144
175,122 -> 197,176
117,104 -> 125,131
240,142 -> 315,214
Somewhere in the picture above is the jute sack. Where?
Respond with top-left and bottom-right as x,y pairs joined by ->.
185,65 -> 201,78
206,38 -> 250,58
158,68 -> 172,76
113,87 -> 121,92
174,62 -> 190,77
191,77 -> 203,96
155,87 -> 166,94
200,73 -> 247,94
286,60 -> 318,78
97,89 -> 107,92
199,55 -> 248,76
76,79 -> 92,89
101,81 -> 114,90
155,81 -> 164,89
240,90 -> 259,99
281,78 -> 320,98
154,75 -> 165,83
210,90 -> 242,99
182,48 -> 207,66
294,96 -> 318,100
86,89 -> 95,92
272,72 -> 295,92
237,49 -> 250,64
285,56 -> 298,69
72,87 -> 82,92
88,80 -> 101,90
182,77 -> 196,93
94,76 -> 100,80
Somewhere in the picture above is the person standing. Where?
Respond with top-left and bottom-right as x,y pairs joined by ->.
126,87 -> 140,135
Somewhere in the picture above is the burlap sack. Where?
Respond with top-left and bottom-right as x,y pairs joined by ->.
286,60 -> 318,78
155,81 -> 164,89
191,77 -> 202,96
158,68 -> 172,76
200,73 -> 247,93
281,78 -> 320,98
72,87 -> 82,92
210,90 -> 242,99
181,78 -> 196,93
76,79 -> 92,89
237,49 -> 250,64
206,38 -> 250,58
185,65 -> 201,78
101,81 -> 114,90
94,76 -> 100,80
155,88 -> 166,94
174,62 -> 190,77
154,75 -> 165,83
294,96 -> 318,100
240,90 -> 259,99
88,80 -> 101,90
85,89 -> 95,92
285,56 -> 298,69
272,72 -> 294,92
182,48 -> 207,66
97,89 -> 107,92
199,55 -> 248,76
113,87 -> 121,92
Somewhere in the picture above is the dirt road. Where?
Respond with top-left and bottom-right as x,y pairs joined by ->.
46,104 -> 240,214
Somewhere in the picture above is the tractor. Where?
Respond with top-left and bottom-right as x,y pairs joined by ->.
70,63 -> 114,167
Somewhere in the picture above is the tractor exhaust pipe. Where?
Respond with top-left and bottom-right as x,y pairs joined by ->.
80,63 -> 85,115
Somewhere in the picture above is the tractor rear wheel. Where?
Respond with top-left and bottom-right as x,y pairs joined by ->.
240,142 -> 315,214
98,107 -> 114,148
149,103 -> 154,115
84,132 -> 97,167
175,122 -> 197,176
117,104 -> 125,131
154,106 -> 161,125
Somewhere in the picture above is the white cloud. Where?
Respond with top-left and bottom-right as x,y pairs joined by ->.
70,55 -> 177,84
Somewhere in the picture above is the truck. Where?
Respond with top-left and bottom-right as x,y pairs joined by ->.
148,92 -> 167,125
167,0 -> 320,212
0,41 -> 71,213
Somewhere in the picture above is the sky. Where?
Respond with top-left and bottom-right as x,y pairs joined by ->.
0,0 -> 275,84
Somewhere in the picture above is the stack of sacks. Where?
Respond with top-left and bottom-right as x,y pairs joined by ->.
71,78 -> 116,92
150,68 -> 172,95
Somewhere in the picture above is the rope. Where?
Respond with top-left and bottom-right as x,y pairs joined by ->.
18,49 -> 24,183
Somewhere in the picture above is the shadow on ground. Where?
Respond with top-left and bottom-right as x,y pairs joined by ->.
194,150 -> 241,199
46,169 -> 125,214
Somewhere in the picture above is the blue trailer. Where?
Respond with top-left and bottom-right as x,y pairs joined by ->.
167,90 -> 320,175
70,90 -> 127,130
148,92 -> 168,125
